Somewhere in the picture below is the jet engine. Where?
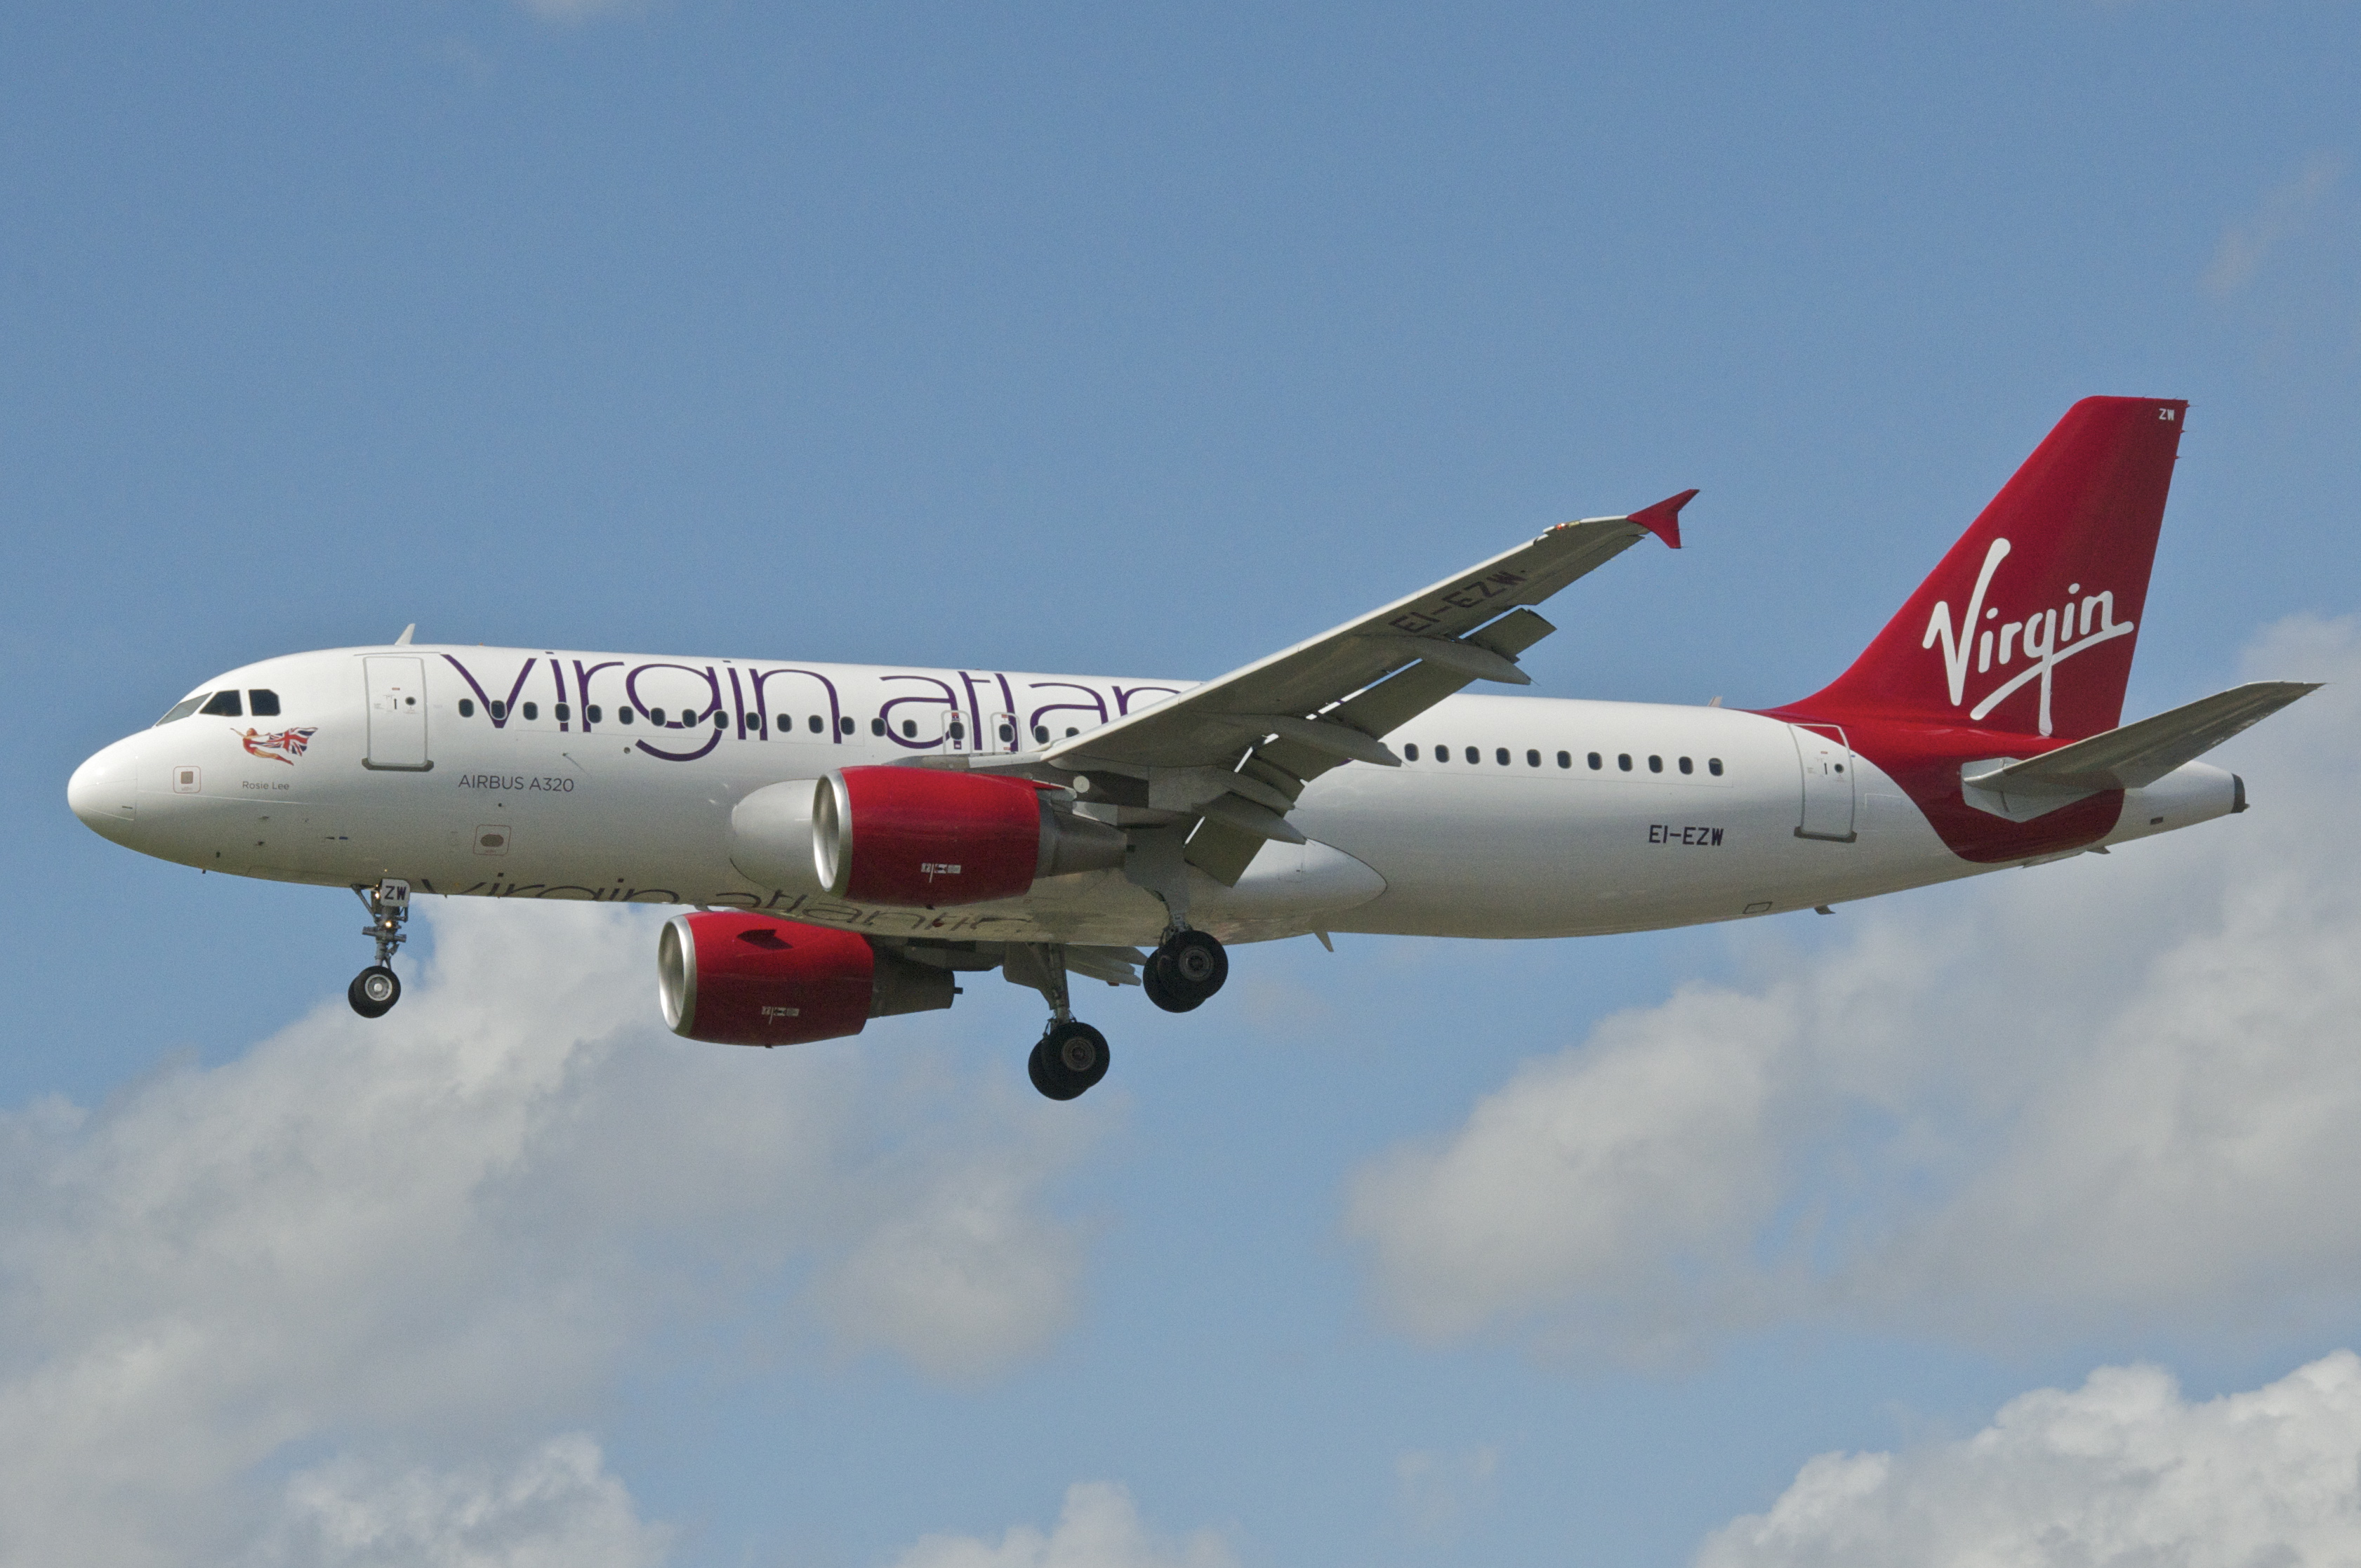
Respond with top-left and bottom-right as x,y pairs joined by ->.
657,910 -> 953,1047
810,766 -> 1126,907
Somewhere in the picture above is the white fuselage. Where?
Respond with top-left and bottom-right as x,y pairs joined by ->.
68,642 -> 2240,949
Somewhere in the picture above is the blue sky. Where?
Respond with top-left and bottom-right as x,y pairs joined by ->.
6,4 -> 2361,1564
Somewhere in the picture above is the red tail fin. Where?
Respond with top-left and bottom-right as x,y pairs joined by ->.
1790,397 -> 2188,740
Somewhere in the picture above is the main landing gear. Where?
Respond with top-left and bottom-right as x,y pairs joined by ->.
348,879 -> 410,1018
1142,928 -> 1227,1014
1005,927 -> 1229,1101
1029,1021 -> 1110,1101
1007,942 -> 1111,1101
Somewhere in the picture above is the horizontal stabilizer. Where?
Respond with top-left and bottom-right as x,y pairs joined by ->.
1964,681 -> 2319,795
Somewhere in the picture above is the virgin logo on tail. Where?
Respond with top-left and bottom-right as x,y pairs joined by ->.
1921,538 -> 2135,736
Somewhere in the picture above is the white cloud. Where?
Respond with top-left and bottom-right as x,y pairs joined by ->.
1347,984 -> 1802,1352
814,1134 -> 1090,1382
888,1482 -> 1236,1568
1696,1350 -> 2361,1567
1347,614 -> 2361,1358
514,0 -> 645,22
263,1436 -> 666,1568
2205,154 -> 2341,295
1396,1445 -> 1500,1538
0,900 -> 1098,1563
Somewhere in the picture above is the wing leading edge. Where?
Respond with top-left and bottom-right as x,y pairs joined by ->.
1035,491 -> 1695,882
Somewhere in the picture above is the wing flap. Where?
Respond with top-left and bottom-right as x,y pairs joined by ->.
1066,945 -> 1147,988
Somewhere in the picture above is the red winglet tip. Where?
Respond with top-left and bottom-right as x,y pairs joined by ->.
1628,488 -> 1698,550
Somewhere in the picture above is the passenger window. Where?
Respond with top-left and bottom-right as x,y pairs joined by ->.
713,710 -> 727,729
201,691 -> 242,717
998,722 -> 1015,743
648,707 -> 664,724
157,694 -> 207,725
1648,755 -> 1662,773
1587,752 -> 1602,770
1464,747 -> 1479,764
1556,750 -> 1570,769
1618,753 -> 1632,771
948,722 -> 965,743
489,699 -> 508,721
458,698 -> 476,718
903,719 -> 919,738
872,718 -> 887,736
1709,757 -> 1724,776
1065,726 -> 1078,738
248,689 -> 281,717
1435,745 -> 1449,762
1526,749 -> 1540,767
1679,756 -> 1693,774
1404,744 -> 1420,761
838,717 -> 854,735
619,707 -> 634,726
522,702 -> 538,721
556,703 -> 571,722
587,705 -> 602,724
1495,748 -> 1509,766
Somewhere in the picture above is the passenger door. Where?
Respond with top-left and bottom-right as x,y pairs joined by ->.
364,656 -> 432,771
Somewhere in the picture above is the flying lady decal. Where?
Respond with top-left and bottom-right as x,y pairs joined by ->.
238,726 -> 319,764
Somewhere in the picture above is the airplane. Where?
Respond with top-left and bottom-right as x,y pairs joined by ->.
67,397 -> 2316,1100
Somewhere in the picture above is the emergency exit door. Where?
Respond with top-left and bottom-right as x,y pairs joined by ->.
364,656 -> 432,771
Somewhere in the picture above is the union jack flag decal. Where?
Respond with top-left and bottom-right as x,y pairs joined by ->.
239,726 -> 319,764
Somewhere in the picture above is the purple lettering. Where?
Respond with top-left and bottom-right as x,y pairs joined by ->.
571,660 -> 623,733
879,674 -> 958,749
441,654 -> 539,729
1111,684 -> 1182,716
1026,680 -> 1110,738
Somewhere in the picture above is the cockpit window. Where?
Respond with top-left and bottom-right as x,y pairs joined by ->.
248,689 -> 281,717
156,693 -> 208,726
199,691 -> 243,718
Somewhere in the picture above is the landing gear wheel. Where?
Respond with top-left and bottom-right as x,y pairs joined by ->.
348,965 -> 401,1018
1142,958 -> 1182,1013
1028,1022 -> 1110,1101
1146,929 -> 1226,1013
348,881 -> 411,1021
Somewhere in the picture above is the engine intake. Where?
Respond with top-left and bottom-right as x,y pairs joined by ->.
812,766 -> 1125,907
657,911 -> 953,1047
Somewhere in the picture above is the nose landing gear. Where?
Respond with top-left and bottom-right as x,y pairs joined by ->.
348,879 -> 410,1018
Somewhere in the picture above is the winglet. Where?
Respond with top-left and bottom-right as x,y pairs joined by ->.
394,623 -> 416,646
1627,489 -> 1697,550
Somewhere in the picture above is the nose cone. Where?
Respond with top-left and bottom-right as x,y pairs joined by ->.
68,740 -> 140,843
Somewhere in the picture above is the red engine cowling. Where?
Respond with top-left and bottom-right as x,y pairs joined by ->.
657,911 -> 952,1047
812,767 -> 1049,906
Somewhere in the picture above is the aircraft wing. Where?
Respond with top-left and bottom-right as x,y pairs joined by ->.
1038,491 -> 1695,881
